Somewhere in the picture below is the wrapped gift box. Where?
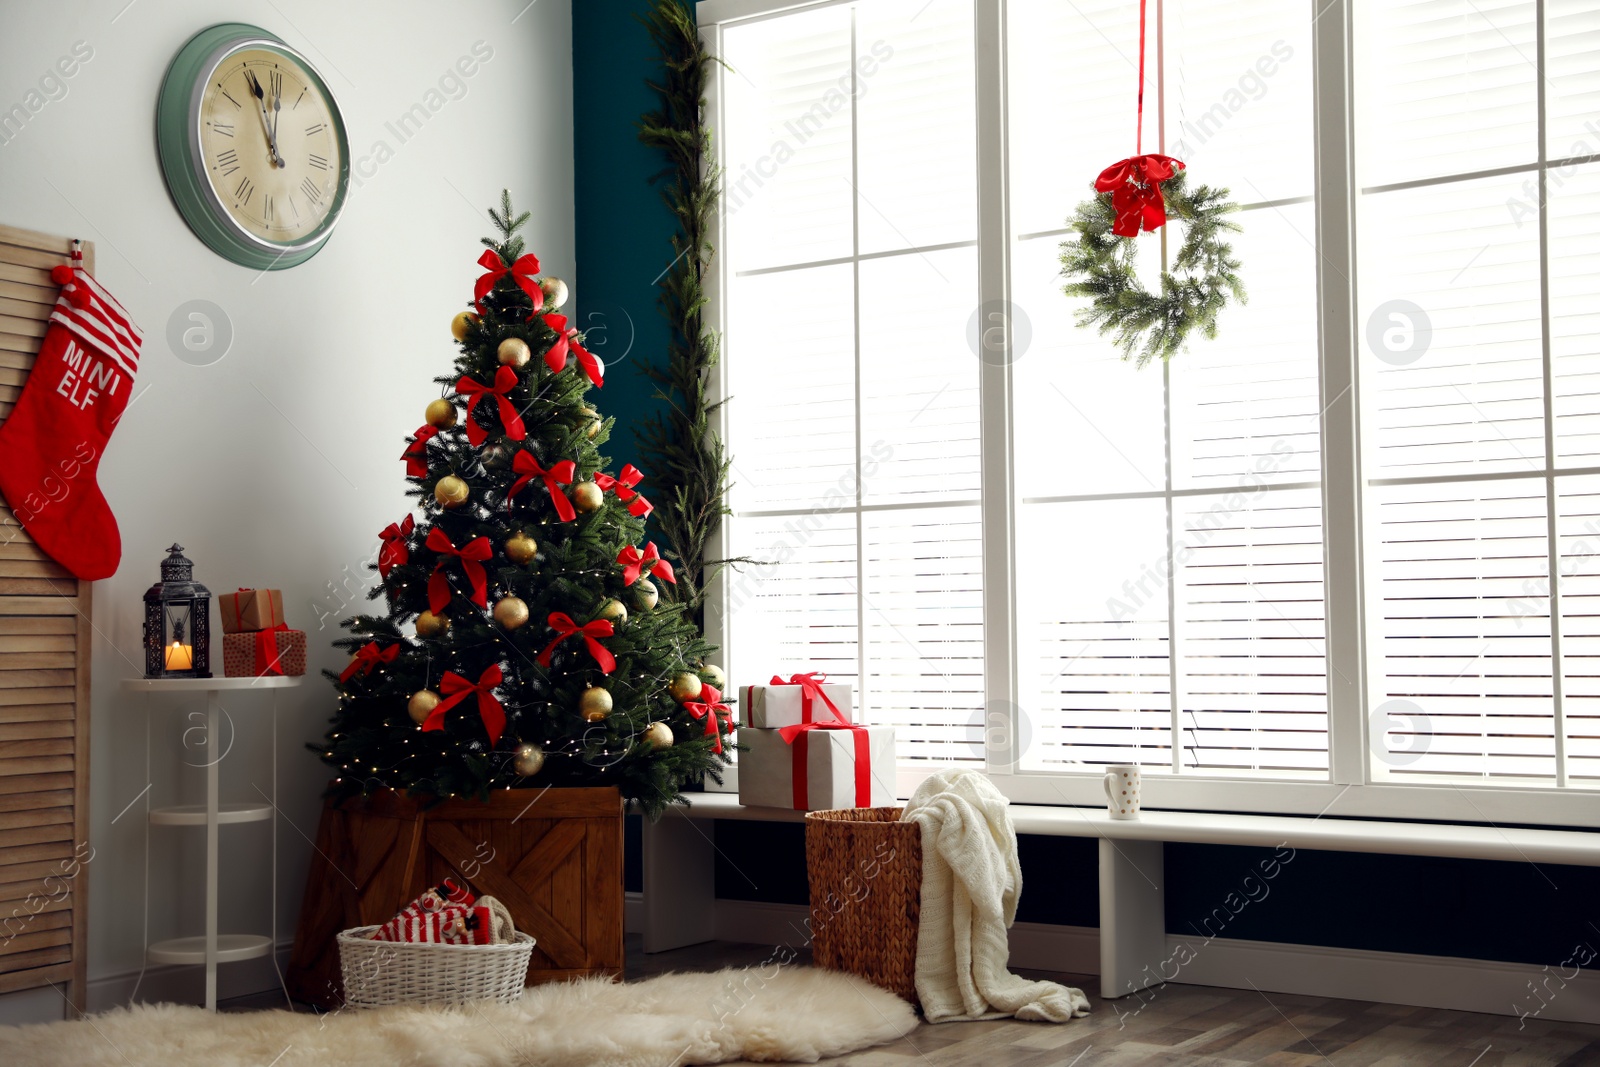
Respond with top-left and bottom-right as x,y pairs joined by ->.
739,678 -> 854,730
738,725 -> 895,811
219,588 -> 287,633
222,628 -> 306,677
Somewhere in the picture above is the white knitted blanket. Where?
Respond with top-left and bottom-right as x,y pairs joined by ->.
901,770 -> 1091,1023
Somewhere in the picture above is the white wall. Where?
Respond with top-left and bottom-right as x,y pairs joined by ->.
0,0 -> 573,1023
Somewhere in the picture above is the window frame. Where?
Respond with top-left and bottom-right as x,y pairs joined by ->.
697,0 -> 1600,828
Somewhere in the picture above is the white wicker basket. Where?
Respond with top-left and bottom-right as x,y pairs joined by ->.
337,925 -> 536,1008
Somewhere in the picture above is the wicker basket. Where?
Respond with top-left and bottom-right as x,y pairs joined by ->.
804,807 -> 923,1004
337,926 -> 536,1008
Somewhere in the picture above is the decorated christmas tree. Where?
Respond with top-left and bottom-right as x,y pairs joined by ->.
315,194 -> 732,817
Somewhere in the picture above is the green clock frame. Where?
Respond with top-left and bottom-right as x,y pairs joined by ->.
156,23 -> 350,270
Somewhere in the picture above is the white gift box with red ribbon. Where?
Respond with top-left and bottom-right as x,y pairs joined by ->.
739,673 -> 854,730
737,724 -> 896,811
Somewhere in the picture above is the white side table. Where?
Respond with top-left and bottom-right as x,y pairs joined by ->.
122,675 -> 300,1011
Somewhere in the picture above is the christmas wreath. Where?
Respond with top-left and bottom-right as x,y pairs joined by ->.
1058,168 -> 1246,368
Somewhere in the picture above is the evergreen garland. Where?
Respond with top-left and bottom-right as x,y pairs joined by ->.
1059,171 -> 1247,367
636,0 -> 750,628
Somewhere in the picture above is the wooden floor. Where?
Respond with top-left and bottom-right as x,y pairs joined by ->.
625,940 -> 1600,1067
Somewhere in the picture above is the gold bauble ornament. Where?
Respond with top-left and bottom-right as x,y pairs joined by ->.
669,671 -> 703,703
512,743 -> 546,777
416,610 -> 450,638
505,532 -> 538,565
571,481 -> 603,513
425,397 -> 458,429
596,598 -> 627,625
643,722 -> 674,749
579,686 -> 614,722
577,404 -> 601,439
435,475 -> 469,508
450,311 -> 479,341
493,595 -> 530,630
630,578 -> 659,612
698,664 -> 727,691
540,276 -> 569,311
408,689 -> 440,724
497,337 -> 531,368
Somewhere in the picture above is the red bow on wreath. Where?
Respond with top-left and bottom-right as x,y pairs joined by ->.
508,452 -> 577,521
541,314 -> 603,387
536,612 -> 616,674
617,542 -> 675,586
684,683 -> 735,754
426,529 -> 492,613
474,250 -> 542,319
377,515 -> 415,578
421,663 -> 507,746
402,426 -> 439,478
1095,154 -> 1185,237
595,465 -> 652,518
456,366 -> 526,446
340,641 -> 400,682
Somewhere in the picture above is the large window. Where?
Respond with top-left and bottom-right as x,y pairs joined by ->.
701,0 -> 1600,825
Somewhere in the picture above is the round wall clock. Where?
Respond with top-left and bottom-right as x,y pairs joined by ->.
157,23 -> 350,270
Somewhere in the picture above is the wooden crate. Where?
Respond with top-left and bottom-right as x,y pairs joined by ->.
285,786 -> 624,1008
0,224 -> 92,1014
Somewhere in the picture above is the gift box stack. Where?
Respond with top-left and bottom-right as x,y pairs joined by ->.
219,587 -> 307,678
737,672 -> 896,810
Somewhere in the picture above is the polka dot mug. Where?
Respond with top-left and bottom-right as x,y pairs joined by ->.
1102,764 -> 1141,820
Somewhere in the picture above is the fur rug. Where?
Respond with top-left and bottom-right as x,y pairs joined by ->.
1,967 -> 918,1067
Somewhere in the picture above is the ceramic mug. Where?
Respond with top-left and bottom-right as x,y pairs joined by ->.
1103,764 -> 1141,819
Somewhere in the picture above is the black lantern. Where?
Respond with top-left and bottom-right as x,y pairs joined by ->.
143,544 -> 212,679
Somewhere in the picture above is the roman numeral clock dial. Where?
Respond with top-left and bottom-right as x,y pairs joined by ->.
156,24 -> 349,270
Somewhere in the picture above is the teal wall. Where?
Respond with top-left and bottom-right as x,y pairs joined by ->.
573,0 -> 675,473
575,3 -> 1600,976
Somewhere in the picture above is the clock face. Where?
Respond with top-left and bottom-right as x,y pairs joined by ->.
198,48 -> 341,244
157,24 -> 350,269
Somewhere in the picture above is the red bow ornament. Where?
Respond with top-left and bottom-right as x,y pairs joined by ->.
421,663 -> 508,746
377,515 -> 415,578
425,529 -> 492,613
508,452 -> 577,522
1094,154 -> 1185,237
541,314 -> 604,387
456,365 -> 526,447
536,612 -> 616,674
473,249 -> 543,319
684,683 -> 735,754
340,641 -> 400,682
617,542 -> 675,586
402,426 -> 439,478
595,464 -> 652,518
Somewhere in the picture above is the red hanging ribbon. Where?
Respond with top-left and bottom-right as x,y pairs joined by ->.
1094,0 -> 1184,238
617,542 -> 675,586
768,672 -> 844,726
421,663 -> 507,746
508,452 -> 577,521
778,719 -> 870,809
535,612 -> 616,674
251,623 -> 291,677
473,249 -> 543,319
340,641 -> 400,682
595,464 -> 652,518
1095,154 -> 1185,237
377,515 -> 415,578
425,529 -> 492,613
540,314 -> 604,387
456,366 -> 526,447
683,683 -> 735,754
402,426 -> 439,478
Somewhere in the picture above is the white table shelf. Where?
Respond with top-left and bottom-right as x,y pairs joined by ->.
123,675 -> 301,1011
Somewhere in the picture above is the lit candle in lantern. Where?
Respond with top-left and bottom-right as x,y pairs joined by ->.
165,641 -> 193,672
